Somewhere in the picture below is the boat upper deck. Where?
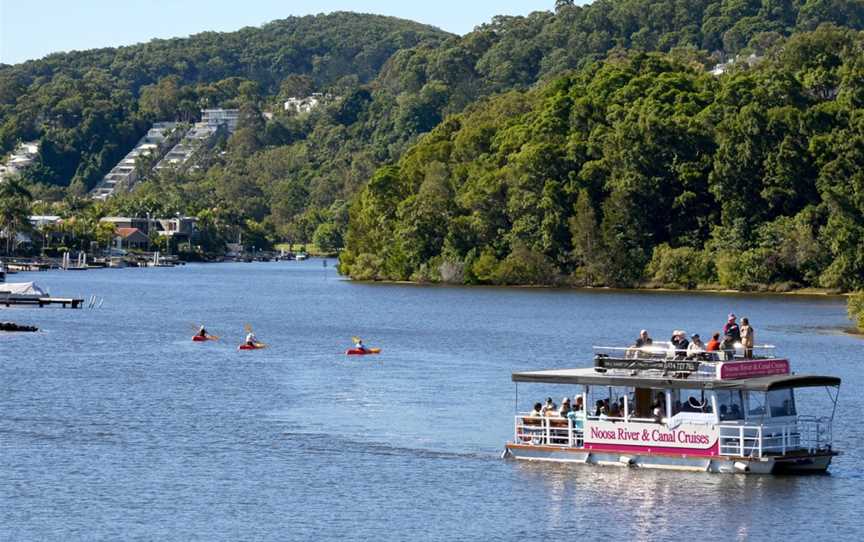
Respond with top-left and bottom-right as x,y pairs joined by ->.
512,343 -> 841,390
511,367 -> 840,390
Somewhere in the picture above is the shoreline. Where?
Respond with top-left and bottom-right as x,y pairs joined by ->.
346,278 -> 850,298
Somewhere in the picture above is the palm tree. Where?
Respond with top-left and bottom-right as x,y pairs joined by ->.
0,177 -> 34,255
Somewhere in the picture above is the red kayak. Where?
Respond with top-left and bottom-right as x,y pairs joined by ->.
192,335 -> 218,342
238,343 -> 266,350
346,347 -> 381,355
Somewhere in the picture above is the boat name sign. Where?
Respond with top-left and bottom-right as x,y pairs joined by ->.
718,358 -> 790,379
585,420 -> 716,450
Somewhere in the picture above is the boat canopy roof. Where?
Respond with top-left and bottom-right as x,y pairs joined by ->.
511,368 -> 840,390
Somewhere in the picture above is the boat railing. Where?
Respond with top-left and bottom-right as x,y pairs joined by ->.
718,416 -> 832,458
593,344 -> 774,361
514,415 -> 584,448
593,344 -> 782,380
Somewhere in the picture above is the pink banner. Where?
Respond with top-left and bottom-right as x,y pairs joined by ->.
718,359 -> 790,379
584,420 -> 717,451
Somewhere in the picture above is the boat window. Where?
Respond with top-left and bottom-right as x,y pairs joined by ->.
767,389 -> 797,417
715,390 -> 744,420
746,392 -> 766,417
631,388 -> 661,419
586,386 -> 629,419
672,389 -> 713,414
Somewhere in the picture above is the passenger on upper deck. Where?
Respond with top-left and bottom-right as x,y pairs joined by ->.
720,334 -> 736,358
724,314 -> 741,342
634,329 -> 653,348
529,402 -> 543,417
706,332 -> 721,352
670,330 -> 689,358
740,317 -> 755,358
687,334 -> 705,357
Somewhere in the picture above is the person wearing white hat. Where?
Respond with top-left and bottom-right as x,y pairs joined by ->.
670,330 -> 689,358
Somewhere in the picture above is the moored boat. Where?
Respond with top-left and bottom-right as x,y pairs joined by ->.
503,344 -> 840,474
0,281 -> 49,301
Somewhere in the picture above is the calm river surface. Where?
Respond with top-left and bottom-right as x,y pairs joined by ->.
1,261 -> 862,541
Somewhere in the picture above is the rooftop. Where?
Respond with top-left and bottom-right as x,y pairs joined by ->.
511,366 -> 840,390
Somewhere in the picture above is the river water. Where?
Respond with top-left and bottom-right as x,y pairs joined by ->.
1,261 -> 861,540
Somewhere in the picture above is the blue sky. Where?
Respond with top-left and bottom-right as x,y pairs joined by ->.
0,0 -> 557,65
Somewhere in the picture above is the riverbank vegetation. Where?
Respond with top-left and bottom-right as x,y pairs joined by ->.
341,24 -> 864,293
849,292 -> 864,332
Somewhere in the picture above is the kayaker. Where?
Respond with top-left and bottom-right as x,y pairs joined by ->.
245,331 -> 257,347
355,338 -> 368,353
197,325 -> 208,338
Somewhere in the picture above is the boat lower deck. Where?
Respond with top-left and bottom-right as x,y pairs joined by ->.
504,443 -> 836,474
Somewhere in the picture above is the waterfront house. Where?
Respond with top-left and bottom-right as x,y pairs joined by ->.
155,216 -> 198,243
115,227 -> 149,250
100,217 -> 152,234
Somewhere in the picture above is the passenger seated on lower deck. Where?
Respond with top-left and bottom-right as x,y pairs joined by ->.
594,400 -> 605,417
731,404 -> 742,419
573,396 -> 584,412
567,402 -> 585,426
686,396 -> 708,412
542,397 -> 557,416
652,392 -> 666,416
558,398 -> 572,417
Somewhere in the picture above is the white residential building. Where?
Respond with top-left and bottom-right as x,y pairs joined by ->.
90,123 -> 178,200
284,93 -> 330,114
154,109 -> 240,173
201,109 -> 240,132
0,141 -> 40,182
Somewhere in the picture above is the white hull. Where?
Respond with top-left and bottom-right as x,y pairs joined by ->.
504,444 -> 833,474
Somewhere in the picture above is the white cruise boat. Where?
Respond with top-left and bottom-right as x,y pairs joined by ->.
503,343 -> 840,474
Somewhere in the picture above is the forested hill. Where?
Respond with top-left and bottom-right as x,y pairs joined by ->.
340,24 -> 864,292
0,12 -> 450,189
4,1 -> 864,281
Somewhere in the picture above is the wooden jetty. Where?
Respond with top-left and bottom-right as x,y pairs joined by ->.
1,296 -> 84,309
